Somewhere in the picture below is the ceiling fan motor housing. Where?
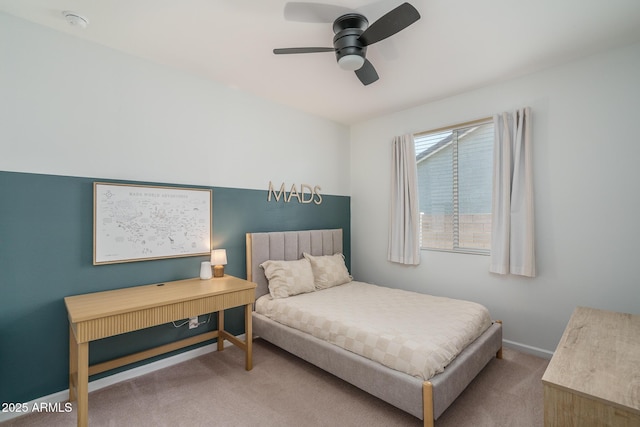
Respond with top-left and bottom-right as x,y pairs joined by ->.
332,14 -> 369,66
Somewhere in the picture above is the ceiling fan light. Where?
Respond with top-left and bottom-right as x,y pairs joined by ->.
338,54 -> 365,71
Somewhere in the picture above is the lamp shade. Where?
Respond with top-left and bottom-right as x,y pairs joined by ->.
211,249 -> 227,266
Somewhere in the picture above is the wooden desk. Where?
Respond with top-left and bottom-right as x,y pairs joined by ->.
542,306 -> 640,426
64,275 -> 256,427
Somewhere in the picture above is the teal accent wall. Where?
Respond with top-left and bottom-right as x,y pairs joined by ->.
0,171 -> 350,403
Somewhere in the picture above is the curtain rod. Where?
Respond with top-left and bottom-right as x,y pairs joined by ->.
414,116 -> 493,137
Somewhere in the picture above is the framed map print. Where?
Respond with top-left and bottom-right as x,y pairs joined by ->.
93,182 -> 212,265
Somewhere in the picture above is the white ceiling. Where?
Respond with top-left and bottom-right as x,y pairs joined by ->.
2,0 -> 640,125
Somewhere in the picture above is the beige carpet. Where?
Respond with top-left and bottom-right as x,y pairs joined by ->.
4,339 -> 548,427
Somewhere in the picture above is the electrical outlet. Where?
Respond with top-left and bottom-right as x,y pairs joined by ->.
188,317 -> 199,329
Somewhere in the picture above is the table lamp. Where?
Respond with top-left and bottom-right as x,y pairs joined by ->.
211,249 -> 227,278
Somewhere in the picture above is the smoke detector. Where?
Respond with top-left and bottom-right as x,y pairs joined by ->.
62,11 -> 89,29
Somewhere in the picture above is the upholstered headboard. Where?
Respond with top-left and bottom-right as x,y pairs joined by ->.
246,229 -> 343,298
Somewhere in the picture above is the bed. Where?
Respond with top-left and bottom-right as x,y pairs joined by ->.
246,229 -> 502,427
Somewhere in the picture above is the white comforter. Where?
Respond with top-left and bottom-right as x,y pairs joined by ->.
255,281 -> 492,380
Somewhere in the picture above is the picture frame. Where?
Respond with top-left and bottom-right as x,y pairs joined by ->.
93,182 -> 212,265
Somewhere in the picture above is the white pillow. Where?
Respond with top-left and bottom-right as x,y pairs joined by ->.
260,258 -> 315,299
303,252 -> 352,290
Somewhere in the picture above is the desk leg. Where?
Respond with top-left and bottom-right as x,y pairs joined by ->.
217,310 -> 225,352
69,325 -> 77,402
76,341 -> 89,427
245,303 -> 253,371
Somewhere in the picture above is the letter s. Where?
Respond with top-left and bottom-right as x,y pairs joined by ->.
313,186 -> 323,205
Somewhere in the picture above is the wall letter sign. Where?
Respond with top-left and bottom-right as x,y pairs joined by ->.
268,181 -> 322,205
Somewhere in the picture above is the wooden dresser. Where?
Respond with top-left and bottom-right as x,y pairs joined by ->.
542,306 -> 640,426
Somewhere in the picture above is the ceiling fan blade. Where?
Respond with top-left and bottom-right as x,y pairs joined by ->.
355,59 -> 379,85
273,47 -> 334,55
358,2 -> 420,46
284,2 -> 352,23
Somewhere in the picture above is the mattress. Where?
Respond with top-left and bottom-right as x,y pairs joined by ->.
255,281 -> 492,380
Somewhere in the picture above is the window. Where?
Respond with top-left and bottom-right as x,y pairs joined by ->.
415,119 -> 494,254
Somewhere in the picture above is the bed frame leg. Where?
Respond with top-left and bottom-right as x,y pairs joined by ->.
423,381 -> 434,427
495,320 -> 503,359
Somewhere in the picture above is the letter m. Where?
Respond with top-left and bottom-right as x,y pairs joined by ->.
268,181 -> 286,202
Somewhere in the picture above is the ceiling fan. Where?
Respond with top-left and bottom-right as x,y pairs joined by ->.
273,2 -> 421,86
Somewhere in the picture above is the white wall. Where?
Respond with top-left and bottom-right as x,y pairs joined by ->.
0,13 -> 350,195
350,42 -> 640,356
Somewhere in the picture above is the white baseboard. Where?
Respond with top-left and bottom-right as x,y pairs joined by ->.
503,339 -> 554,360
0,336 -> 244,423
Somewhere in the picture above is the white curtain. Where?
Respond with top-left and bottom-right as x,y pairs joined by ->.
490,107 -> 536,277
388,134 -> 421,265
